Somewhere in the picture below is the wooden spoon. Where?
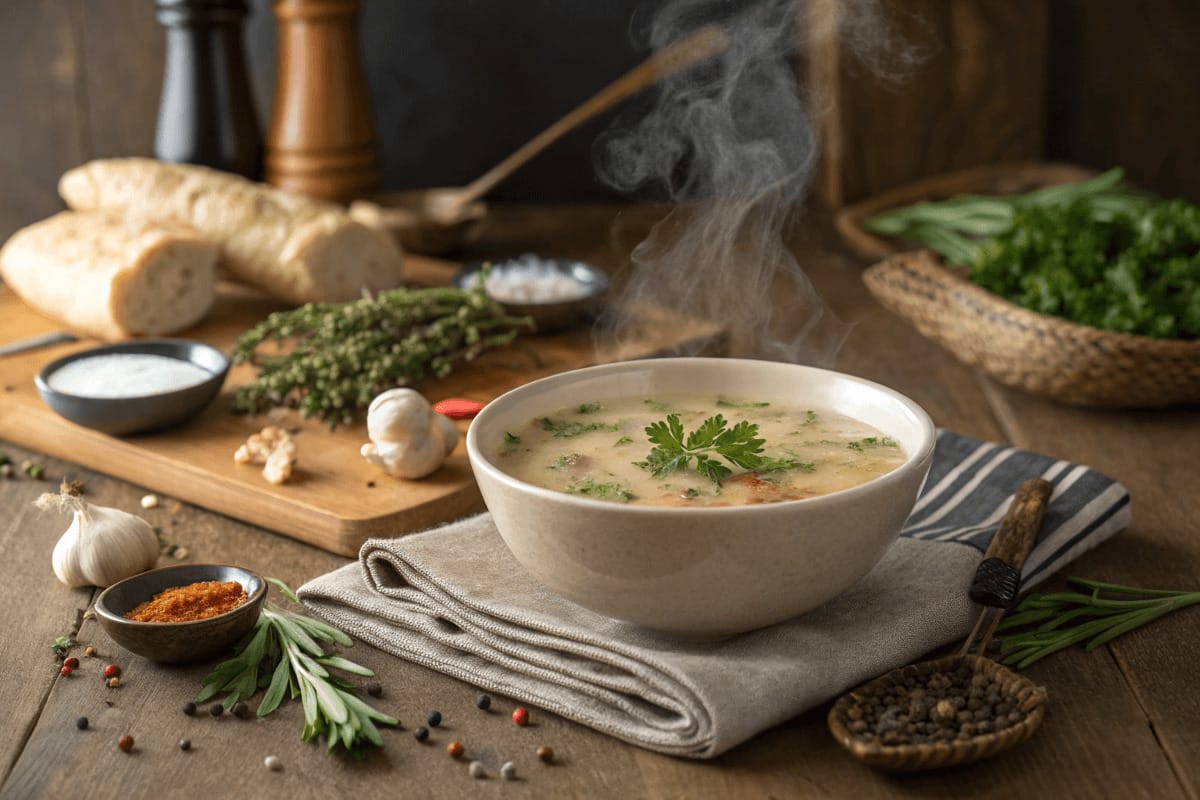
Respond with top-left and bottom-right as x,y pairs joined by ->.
352,25 -> 729,254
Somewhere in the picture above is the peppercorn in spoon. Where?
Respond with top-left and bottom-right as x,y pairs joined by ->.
827,479 -> 1052,770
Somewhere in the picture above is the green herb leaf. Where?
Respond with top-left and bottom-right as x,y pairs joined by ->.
197,580 -> 397,755
998,576 -> 1200,668
636,413 -> 779,484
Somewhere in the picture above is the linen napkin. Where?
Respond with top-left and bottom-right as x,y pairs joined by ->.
298,430 -> 1130,759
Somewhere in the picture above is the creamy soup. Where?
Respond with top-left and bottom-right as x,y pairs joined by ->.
494,395 -> 906,507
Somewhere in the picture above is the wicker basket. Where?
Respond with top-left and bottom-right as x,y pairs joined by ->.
863,250 -> 1200,408
827,654 -> 1047,771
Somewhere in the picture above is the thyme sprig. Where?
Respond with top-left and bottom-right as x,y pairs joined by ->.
997,577 -> 1200,669
232,278 -> 532,426
197,578 -> 397,756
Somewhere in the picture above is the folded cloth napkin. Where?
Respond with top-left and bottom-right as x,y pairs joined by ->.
298,430 -> 1130,759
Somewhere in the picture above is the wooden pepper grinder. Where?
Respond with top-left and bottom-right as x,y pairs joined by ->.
266,0 -> 381,203
155,0 -> 262,178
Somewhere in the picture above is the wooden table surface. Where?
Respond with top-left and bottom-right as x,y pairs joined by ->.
2,205 -> 1197,800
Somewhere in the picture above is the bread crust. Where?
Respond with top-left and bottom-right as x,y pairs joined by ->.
0,211 -> 217,341
59,158 -> 404,304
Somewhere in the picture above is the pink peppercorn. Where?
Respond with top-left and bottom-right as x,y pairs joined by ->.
512,707 -> 529,726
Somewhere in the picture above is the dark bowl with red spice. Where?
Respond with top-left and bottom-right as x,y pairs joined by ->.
95,564 -> 266,663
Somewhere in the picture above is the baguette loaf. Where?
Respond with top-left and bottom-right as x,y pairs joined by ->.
0,211 -> 218,341
59,158 -> 404,305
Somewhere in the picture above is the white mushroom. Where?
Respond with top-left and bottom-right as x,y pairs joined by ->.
360,388 -> 459,479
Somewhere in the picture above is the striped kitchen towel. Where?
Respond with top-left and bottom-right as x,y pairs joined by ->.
299,430 -> 1130,759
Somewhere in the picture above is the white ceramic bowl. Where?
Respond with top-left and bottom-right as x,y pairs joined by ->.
466,358 -> 936,637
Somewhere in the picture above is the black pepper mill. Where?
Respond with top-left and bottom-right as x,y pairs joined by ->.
154,0 -> 262,178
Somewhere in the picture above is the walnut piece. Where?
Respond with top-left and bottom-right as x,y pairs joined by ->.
234,426 -> 297,485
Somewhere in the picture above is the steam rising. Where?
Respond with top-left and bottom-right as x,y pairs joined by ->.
595,0 -> 908,363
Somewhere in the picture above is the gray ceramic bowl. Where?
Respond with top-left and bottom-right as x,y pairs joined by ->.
95,564 -> 266,663
454,255 -> 608,335
35,339 -> 229,436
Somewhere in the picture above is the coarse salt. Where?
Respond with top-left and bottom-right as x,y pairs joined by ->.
483,255 -> 592,304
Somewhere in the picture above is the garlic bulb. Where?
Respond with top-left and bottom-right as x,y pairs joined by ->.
37,483 -> 159,588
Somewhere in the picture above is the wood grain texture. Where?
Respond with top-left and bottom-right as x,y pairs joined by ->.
980,382 -> 1200,795
808,0 -> 1048,208
1047,0 -> 1200,204
76,0 -> 163,160
0,255 -> 721,556
0,0 -> 85,242
1,206 -> 1196,798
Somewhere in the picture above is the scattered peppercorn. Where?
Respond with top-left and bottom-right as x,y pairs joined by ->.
107,677 -> 121,688
536,745 -> 554,762
468,760 -> 486,779
118,735 -> 134,753
183,702 -> 197,716
365,682 -> 383,698
512,707 -> 529,726
76,716 -> 89,730
500,761 -> 517,781
63,657 -> 79,669
179,739 -> 191,752
103,664 -> 121,679
232,701 -> 251,719
413,726 -> 429,742
475,693 -> 491,711
60,665 -> 73,677
209,703 -> 224,717
447,740 -> 464,758
264,755 -> 283,771
84,646 -> 96,657
427,710 -> 442,727
366,481 -> 376,489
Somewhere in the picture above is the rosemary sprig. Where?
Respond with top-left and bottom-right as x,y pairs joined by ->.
197,578 -> 397,756
997,577 -> 1200,669
232,277 -> 532,427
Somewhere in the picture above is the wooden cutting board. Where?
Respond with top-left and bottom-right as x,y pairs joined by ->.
0,256 -> 723,555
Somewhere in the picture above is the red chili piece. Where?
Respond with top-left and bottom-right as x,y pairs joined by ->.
60,665 -> 73,677
63,656 -> 79,669
104,664 -> 121,679
433,398 -> 485,420
512,707 -> 529,726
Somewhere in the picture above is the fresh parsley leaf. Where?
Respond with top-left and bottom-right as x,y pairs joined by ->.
539,417 -> 619,438
847,437 -> 899,452
636,413 -> 771,484
615,436 -> 634,446
715,398 -> 771,408
567,478 -> 634,503
577,402 -> 602,414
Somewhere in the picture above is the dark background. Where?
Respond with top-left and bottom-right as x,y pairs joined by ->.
1,0 -> 1198,242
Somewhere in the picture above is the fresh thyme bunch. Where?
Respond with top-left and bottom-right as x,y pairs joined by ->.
232,279 -> 532,426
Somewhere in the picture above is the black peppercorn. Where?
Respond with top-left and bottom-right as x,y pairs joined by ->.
183,701 -> 197,716
426,710 -> 442,727
475,693 -> 491,711
232,702 -> 251,719
413,726 -> 429,742
365,682 -> 383,698
179,738 -> 191,751
209,703 -> 224,717
76,716 -> 89,730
